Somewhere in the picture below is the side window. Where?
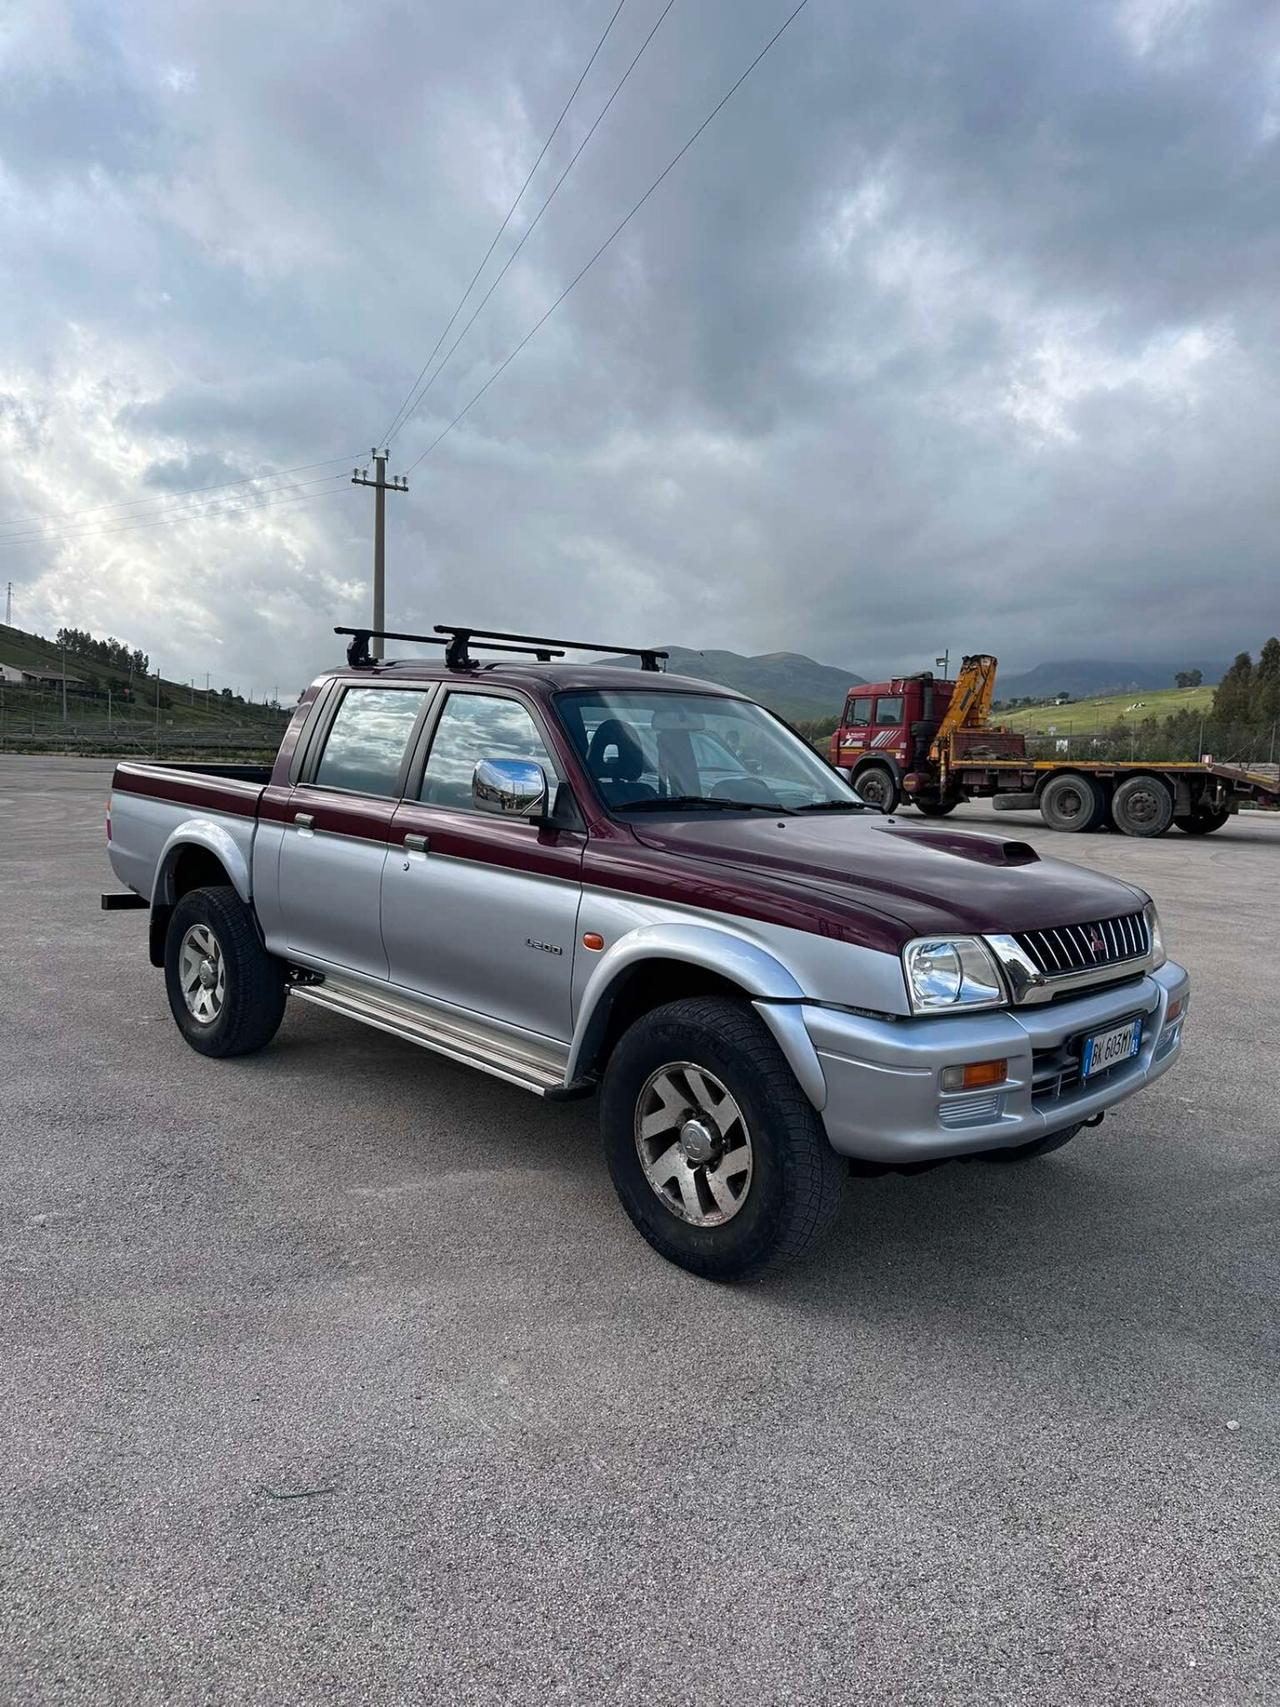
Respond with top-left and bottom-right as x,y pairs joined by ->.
875,696 -> 904,725
845,696 -> 874,727
312,688 -> 428,796
420,693 -> 556,812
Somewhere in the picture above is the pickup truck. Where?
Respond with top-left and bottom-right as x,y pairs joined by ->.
103,626 -> 1190,1279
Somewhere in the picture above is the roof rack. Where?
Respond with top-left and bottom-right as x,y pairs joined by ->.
434,625 -> 668,672
334,627 -> 564,668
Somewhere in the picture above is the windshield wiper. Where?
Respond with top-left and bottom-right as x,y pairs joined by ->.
794,799 -> 866,813
621,795 -> 795,815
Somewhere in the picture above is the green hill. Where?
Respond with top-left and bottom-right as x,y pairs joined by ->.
603,646 -> 864,721
0,622 -> 289,757
997,683 -> 1216,736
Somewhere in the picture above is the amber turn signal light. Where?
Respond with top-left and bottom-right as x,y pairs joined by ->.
1165,997 -> 1183,1025
582,932 -> 605,951
940,1058 -> 1008,1092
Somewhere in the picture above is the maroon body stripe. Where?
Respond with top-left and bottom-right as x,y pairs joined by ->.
112,765 -> 263,820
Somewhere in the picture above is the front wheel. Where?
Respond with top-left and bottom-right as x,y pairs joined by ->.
913,797 -> 959,817
599,998 -> 846,1279
852,764 -> 900,813
164,885 -> 286,1058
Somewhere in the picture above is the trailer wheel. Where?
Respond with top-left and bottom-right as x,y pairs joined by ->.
1110,774 -> 1173,838
852,764 -> 899,813
1038,773 -> 1105,833
1173,808 -> 1230,835
913,798 -> 958,817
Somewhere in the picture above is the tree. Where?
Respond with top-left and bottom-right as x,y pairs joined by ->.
1255,636 -> 1280,727
1213,652 -> 1255,727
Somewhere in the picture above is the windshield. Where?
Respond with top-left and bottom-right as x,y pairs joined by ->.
556,689 -> 861,814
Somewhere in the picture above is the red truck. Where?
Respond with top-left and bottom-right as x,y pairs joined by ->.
829,655 -> 1280,836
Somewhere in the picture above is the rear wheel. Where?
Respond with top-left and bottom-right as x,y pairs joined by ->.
164,886 -> 286,1057
852,764 -> 899,813
1110,774 -> 1173,837
1173,807 -> 1230,835
600,997 -> 845,1279
1038,772 -> 1106,833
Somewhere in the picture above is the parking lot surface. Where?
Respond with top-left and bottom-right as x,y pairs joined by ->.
1,754 -> 1277,1705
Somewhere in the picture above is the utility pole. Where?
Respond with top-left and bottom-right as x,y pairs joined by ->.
352,450 -> 408,660
935,650 -> 950,679
4,582 -> 11,625
61,643 -> 68,723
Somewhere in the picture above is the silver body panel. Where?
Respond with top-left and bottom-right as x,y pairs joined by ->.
109,791 -> 258,907
382,842 -> 582,1042
276,819 -> 391,981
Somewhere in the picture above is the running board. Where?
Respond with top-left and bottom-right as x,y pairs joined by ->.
288,977 -> 567,1096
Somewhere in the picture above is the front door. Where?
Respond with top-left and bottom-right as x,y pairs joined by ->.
383,688 -> 584,1041
276,683 -> 432,979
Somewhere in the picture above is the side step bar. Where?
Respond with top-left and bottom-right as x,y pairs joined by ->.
288,977 -> 567,1097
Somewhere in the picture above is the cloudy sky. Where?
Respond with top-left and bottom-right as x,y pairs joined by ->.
2,0 -> 1277,695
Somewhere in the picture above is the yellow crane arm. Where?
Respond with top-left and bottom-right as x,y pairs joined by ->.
929,655 -> 999,764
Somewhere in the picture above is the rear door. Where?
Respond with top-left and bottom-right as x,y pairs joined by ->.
383,687 -> 584,1041
274,683 -> 434,978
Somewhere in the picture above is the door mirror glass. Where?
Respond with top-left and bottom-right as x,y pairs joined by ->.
472,757 -> 548,819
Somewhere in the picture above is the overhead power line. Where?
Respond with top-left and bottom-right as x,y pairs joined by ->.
386,0 -> 677,450
402,0 -> 813,476
0,476 -> 350,553
377,0 -> 631,449
0,456 -> 355,534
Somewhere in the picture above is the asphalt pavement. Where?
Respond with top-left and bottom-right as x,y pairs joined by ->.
1,755 -> 1277,1705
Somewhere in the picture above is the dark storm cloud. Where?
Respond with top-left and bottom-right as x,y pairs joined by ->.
1,0 -> 1277,693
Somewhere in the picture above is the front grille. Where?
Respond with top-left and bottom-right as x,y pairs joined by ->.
1014,911 -> 1148,978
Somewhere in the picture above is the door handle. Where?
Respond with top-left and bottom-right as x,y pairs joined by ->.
294,812 -> 315,829
403,832 -> 429,854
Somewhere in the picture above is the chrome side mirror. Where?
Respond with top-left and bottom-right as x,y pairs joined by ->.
472,757 -> 548,819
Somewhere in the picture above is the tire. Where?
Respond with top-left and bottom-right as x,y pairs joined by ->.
852,764 -> 900,813
974,1121 -> 1084,1164
1038,772 -> 1106,833
913,798 -> 959,817
599,997 -> 846,1280
1174,808 -> 1230,835
1110,774 -> 1173,838
164,885 -> 286,1058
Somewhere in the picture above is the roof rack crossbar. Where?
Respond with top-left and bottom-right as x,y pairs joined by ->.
434,624 -> 668,672
333,627 -> 563,668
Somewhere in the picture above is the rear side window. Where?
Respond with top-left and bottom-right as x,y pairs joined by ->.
313,688 -> 428,796
875,696 -> 904,724
845,696 -> 874,726
420,692 -> 556,811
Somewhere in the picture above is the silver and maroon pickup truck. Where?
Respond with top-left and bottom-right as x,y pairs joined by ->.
103,626 -> 1189,1278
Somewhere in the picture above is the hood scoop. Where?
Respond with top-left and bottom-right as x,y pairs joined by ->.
883,828 -> 1040,866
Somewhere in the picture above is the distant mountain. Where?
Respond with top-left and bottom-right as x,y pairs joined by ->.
603,647 -> 864,721
995,658 -> 1226,702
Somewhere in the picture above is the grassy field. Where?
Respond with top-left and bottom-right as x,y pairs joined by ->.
0,622 -> 289,757
996,683 -> 1216,736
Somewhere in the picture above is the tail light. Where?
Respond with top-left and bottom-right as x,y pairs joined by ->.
105,793 -> 112,842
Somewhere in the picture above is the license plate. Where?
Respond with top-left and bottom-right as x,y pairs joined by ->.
1081,1016 -> 1142,1079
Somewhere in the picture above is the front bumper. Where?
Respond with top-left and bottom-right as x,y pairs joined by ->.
788,960 -> 1189,1163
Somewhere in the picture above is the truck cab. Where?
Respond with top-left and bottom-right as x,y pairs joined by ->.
829,674 -> 953,811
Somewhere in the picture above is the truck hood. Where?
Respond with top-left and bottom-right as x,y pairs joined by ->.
630,813 -> 1147,942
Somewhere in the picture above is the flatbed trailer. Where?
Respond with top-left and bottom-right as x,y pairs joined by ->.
829,656 -> 1280,835
937,756 -> 1280,836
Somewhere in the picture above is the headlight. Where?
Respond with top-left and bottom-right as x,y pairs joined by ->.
1144,901 -> 1167,968
901,936 -> 1007,1014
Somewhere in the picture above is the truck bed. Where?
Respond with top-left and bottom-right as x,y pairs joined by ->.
108,760 -> 272,903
